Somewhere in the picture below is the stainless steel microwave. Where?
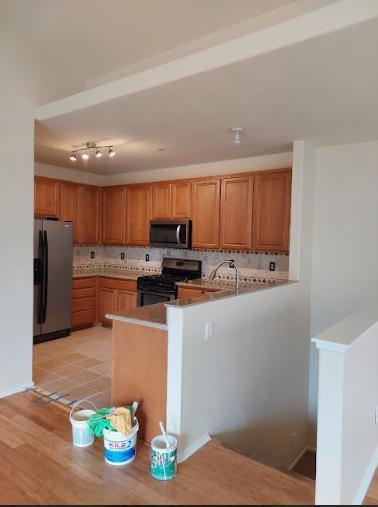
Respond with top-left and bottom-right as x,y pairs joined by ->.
149,220 -> 191,249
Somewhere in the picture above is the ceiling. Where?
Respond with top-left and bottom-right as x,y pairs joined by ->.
35,18 -> 378,174
3,0 -> 294,87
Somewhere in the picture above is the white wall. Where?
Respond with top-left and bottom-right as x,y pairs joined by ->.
0,22 -> 84,398
314,305 -> 378,505
35,162 -> 104,186
166,141 -> 316,468
309,140 -> 378,432
102,152 -> 292,185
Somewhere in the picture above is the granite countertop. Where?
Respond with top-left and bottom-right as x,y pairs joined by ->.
106,302 -> 168,331
107,278 -> 292,330
73,270 -> 150,281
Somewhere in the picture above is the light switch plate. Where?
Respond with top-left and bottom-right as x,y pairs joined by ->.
204,321 -> 213,340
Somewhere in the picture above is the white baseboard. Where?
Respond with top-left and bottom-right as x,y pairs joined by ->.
353,446 -> 378,505
177,433 -> 211,463
289,446 -> 316,471
0,384 -> 33,400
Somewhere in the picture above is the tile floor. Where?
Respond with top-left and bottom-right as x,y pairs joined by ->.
33,326 -> 112,408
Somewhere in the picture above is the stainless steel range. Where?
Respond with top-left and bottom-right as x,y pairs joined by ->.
137,258 -> 202,307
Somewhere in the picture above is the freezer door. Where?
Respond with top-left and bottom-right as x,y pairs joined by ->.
41,220 -> 73,335
33,220 -> 43,337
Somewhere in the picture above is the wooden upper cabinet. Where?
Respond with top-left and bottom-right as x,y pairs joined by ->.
125,184 -> 152,246
252,169 -> 292,252
34,176 -> 60,217
171,180 -> 191,219
60,182 -> 80,244
102,186 -> 126,244
220,176 -> 253,250
79,185 -> 102,244
152,182 -> 171,219
191,179 -> 221,249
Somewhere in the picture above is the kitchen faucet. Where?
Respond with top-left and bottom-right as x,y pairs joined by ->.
210,260 -> 240,293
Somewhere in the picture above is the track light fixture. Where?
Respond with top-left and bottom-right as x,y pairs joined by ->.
69,141 -> 116,161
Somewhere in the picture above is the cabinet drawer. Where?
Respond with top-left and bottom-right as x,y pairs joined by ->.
73,287 -> 96,299
72,277 -> 97,290
99,277 -> 120,290
72,297 -> 96,313
72,308 -> 95,328
118,279 -> 137,292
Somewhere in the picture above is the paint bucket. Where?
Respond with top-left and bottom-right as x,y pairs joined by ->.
103,417 -> 139,465
69,400 -> 97,448
150,434 -> 177,481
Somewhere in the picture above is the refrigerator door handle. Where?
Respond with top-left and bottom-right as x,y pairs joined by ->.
37,230 -> 45,325
41,230 -> 49,324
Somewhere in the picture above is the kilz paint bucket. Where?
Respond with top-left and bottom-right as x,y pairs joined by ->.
103,418 -> 139,466
150,434 -> 177,481
69,400 -> 97,448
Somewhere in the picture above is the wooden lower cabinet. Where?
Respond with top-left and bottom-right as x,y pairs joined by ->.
98,278 -> 137,327
72,277 -> 97,330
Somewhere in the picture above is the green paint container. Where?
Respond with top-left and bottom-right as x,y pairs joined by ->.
150,434 -> 177,481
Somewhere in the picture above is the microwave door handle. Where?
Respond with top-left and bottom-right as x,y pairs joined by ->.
176,225 -> 182,244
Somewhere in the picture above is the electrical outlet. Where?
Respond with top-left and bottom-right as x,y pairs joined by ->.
121,252 -> 125,260
145,254 -> 150,262
229,259 -> 235,268
269,261 -> 276,271
90,251 -> 95,259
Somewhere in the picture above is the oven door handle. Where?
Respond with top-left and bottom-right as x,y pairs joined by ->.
176,225 -> 182,244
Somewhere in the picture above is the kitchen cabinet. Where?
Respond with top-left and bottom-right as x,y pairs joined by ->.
177,286 -> 206,298
125,184 -> 151,246
79,185 -> 102,244
99,278 -> 137,326
99,286 -> 118,327
152,180 -> 191,219
102,186 -> 126,244
191,178 -> 221,249
152,182 -> 171,219
60,182 -> 80,244
71,277 -> 97,329
220,175 -> 253,250
252,169 -> 291,252
34,176 -> 61,217
171,180 -> 191,218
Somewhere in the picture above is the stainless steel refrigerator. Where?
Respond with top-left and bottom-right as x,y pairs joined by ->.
33,219 -> 73,344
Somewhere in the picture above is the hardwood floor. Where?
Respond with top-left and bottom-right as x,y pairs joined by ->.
0,391 -> 315,505
365,470 -> 378,505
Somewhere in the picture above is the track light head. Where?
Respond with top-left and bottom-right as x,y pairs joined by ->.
81,152 -> 89,160
95,150 -> 102,158
108,147 -> 116,157
70,153 -> 77,161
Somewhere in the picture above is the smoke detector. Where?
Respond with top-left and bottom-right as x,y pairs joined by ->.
231,127 -> 245,145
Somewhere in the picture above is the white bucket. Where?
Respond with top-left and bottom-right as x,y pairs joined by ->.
69,400 -> 97,448
103,417 -> 139,465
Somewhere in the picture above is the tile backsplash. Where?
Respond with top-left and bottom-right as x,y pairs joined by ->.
73,246 -> 289,280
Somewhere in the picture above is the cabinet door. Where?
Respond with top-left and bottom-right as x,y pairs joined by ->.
102,186 -> 125,244
34,177 -> 60,217
125,184 -> 151,246
191,179 -> 220,249
61,182 -> 80,244
118,290 -> 137,313
98,287 -> 117,327
171,181 -> 191,219
220,176 -> 253,250
79,185 -> 101,244
152,182 -> 171,219
252,170 -> 292,252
